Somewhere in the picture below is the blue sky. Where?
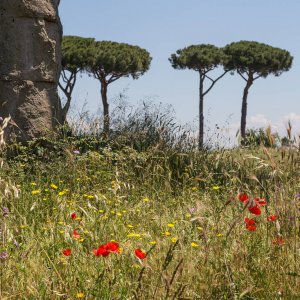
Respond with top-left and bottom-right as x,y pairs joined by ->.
59,0 -> 300,144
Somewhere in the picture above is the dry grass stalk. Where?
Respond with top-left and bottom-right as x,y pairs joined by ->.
0,116 -> 11,149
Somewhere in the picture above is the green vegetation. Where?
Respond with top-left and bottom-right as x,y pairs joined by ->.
223,41 -> 293,140
169,44 -> 229,149
59,37 -> 152,134
59,36 -> 95,123
88,41 -> 152,135
1,3 -> 298,298
1,112 -> 300,299
59,39 -> 293,148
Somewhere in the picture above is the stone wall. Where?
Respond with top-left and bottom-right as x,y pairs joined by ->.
0,0 -> 62,141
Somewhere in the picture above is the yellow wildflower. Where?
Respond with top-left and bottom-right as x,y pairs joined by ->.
127,233 -> 141,238
31,189 -> 41,195
60,257 -> 67,265
167,223 -> 175,228
191,242 -> 199,247
171,237 -> 178,243
76,293 -> 84,298
50,184 -> 58,190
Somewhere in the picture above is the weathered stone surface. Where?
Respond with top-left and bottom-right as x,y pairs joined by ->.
0,80 -> 60,141
0,0 -> 59,20
0,0 -> 62,142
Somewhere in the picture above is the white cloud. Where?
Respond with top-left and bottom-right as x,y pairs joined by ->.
214,112 -> 300,147
249,114 -> 270,127
283,112 -> 300,122
248,114 -> 279,131
281,113 -> 300,134
280,113 -> 300,136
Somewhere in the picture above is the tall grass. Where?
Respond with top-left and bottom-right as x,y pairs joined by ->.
0,110 -> 300,299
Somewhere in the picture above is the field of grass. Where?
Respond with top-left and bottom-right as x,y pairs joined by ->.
1,136 -> 300,299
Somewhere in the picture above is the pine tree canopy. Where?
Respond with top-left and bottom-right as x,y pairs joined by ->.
88,41 -> 152,82
62,36 -> 95,72
223,41 -> 293,77
169,44 -> 225,72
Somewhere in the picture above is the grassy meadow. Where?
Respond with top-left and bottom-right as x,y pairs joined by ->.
1,124 -> 300,299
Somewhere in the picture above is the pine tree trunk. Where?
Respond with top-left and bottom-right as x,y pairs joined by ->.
240,76 -> 253,141
62,95 -> 72,124
101,81 -> 110,136
59,70 -> 78,125
199,73 -> 204,149
0,0 -> 62,142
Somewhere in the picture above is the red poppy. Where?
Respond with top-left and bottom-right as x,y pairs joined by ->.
106,241 -> 120,253
135,249 -> 146,260
244,218 -> 257,231
93,245 -> 110,257
63,248 -> 71,256
248,205 -> 261,215
267,215 -> 278,222
254,198 -> 267,207
272,238 -> 284,245
239,194 -> 249,203
93,241 -> 120,257
244,218 -> 256,226
246,225 -> 257,231
73,229 -> 80,239
71,213 -> 77,219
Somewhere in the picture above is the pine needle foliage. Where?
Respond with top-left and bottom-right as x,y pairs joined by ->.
59,36 -> 95,123
169,45 -> 229,149
88,41 -> 152,135
223,41 -> 293,141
